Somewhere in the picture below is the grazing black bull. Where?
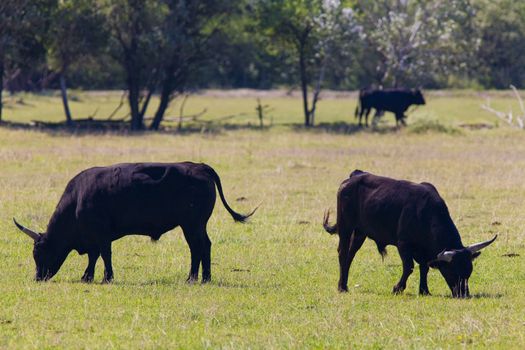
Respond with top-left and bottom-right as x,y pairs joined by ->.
355,88 -> 426,127
14,162 -> 256,283
323,170 -> 497,298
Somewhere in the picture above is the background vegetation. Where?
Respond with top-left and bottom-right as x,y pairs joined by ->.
2,0 -> 525,129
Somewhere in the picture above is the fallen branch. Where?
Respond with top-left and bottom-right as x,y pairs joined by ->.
143,108 -> 207,123
107,91 -> 127,120
510,85 -> 525,128
481,86 -> 525,129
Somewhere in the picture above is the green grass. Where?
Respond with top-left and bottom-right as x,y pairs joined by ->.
0,90 -> 524,349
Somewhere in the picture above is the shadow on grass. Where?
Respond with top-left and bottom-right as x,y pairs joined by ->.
65,274 -> 257,289
458,292 -> 504,299
347,285 -> 504,299
0,119 -> 403,137
0,119 -> 273,137
290,121 -> 402,135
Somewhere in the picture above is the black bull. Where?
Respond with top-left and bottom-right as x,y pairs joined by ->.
323,170 -> 497,298
355,88 -> 426,126
14,162 -> 256,283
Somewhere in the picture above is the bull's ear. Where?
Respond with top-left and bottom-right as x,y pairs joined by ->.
471,251 -> 481,260
428,260 -> 445,269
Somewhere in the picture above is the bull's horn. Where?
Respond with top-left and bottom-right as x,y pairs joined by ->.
13,218 -> 41,241
466,235 -> 497,253
436,249 -> 456,262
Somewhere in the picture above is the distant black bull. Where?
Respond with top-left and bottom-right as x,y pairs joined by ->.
323,170 -> 497,298
355,88 -> 426,127
14,162 -> 256,283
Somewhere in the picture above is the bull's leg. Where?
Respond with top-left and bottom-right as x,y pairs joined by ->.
100,243 -> 114,283
201,232 -> 212,283
338,231 -> 366,292
81,250 -> 100,283
395,112 -> 401,126
182,226 -> 202,283
393,243 -> 414,294
395,112 -> 407,127
364,108 -> 372,127
419,264 -> 431,295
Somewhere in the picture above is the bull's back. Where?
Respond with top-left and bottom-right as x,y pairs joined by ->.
361,90 -> 411,112
341,174 -> 433,242
74,163 -> 216,235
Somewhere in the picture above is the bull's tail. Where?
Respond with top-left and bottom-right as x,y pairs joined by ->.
323,210 -> 337,234
205,165 -> 257,222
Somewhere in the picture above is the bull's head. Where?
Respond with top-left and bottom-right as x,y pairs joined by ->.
429,235 -> 497,298
14,218 -> 68,281
412,89 -> 426,105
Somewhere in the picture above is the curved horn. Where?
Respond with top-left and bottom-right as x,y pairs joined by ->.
436,249 -> 456,262
13,218 -> 41,241
466,235 -> 497,254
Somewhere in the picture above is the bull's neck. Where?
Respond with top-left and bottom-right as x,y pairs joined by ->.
44,209 -> 75,252
433,217 -> 465,253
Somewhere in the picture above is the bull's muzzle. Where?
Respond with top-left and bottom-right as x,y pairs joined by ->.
452,279 -> 470,298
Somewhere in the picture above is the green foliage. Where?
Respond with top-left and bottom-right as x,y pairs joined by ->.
475,0 -> 525,88
356,0 -> 477,87
3,0 -> 525,95
47,0 -> 107,72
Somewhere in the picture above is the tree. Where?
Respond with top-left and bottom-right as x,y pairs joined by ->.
47,0 -> 106,125
256,0 -> 359,126
310,0 -> 360,124
0,0 -> 54,121
476,0 -> 525,88
357,0 -> 477,87
256,0 -> 321,127
149,0 -> 233,130
107,0 -> 166,130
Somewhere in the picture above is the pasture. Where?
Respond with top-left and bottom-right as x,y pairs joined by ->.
0,90 -> 524,348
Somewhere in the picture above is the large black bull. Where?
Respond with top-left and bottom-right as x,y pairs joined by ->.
323,170 -> 497,298
14,162 -> 256,283
355,88 -> 426,127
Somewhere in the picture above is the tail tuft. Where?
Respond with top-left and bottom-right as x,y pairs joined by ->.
323,210 -> 337,234
230,205 -> 258,223
204,164 -> 257,223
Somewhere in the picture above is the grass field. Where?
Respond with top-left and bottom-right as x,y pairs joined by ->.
1,90 -> 524,349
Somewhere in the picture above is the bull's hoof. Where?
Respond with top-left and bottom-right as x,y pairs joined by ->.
338,285 -> 349,293
419,289 -> 431,296
81,274 -> 94,283
392,284 -> 405,294
186,276 -> 198,284
102,275 -> 113,284
202,276 -> 211,284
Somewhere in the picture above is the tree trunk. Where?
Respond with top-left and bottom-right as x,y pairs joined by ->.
310,58 -> 326,126
299,43 -> 311,127
0,56 -> 3,122
139,88 -> 154,119
150,83 -> 171,130
59,72 -> 73,125
150,65 -> 176,130
128,76 -> 142,130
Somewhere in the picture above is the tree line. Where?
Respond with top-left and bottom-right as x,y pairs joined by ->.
0,0 -> 523,129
